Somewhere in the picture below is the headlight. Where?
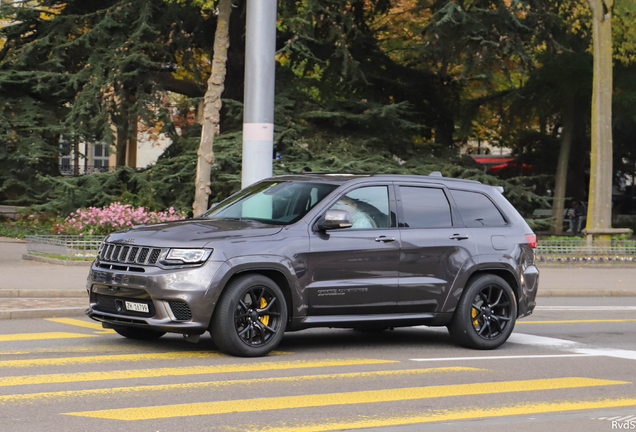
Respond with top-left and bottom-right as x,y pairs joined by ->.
166,249 -> 213,264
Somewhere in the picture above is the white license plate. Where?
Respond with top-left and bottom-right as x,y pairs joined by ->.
125,301 -> 149,313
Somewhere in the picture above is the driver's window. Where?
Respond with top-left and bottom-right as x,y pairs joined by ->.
330,186 -> 390,229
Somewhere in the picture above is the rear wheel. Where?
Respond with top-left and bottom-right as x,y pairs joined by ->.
112,325 -> 166,340
448,274 -> 516,350
210,274 -> 287,357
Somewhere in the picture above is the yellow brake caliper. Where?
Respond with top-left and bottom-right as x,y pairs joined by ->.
472,307 -> 478,327
259,297 -> 270,326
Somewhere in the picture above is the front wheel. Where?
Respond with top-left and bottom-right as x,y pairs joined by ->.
112,325 -> 166,340
210,274 -> 288,357
448,274 -> 517,350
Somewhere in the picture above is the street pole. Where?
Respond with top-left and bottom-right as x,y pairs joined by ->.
241,0 -> 277,188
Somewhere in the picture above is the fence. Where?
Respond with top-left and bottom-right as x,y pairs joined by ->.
2,223 -> 55,237
536,239 -> 636,263
21,235 -> 636,263
25,235 -> 105,261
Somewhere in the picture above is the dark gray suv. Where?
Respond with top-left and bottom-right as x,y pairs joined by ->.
87,173 -> 539,357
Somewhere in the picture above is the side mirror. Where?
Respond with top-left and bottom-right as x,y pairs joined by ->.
317,210 -> 353,231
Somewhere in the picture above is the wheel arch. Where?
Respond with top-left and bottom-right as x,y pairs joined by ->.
209,263 -> 298,330
443,264 -> 521,316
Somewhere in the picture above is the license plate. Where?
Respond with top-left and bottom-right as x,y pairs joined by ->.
125,301 -> 149,313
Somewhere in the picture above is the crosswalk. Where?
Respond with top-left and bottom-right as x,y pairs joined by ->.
0,320 -> 635,431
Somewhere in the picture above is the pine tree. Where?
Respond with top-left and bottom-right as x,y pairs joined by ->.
0,0 -> 210,204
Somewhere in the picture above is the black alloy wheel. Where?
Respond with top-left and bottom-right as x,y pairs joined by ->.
470,284 -> 512,340
211,274 -> 288,357
448,274 -> 517,350
234,285 -> 282,347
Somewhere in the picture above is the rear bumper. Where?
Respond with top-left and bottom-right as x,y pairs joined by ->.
518,264 -> 539,318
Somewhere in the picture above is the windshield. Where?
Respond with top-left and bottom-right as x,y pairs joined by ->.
204,181 -> 338,225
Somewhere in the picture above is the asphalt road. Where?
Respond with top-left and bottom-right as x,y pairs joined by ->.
0,297 -> 635,432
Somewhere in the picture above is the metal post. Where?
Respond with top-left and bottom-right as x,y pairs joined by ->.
241,0 -> 277,188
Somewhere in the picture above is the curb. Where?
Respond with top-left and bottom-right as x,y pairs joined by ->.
537,264 -> 636,269
0,307 -> 86,320
0,290 -> 87,298
22,254 -> 92,267
537,290 -> 636,297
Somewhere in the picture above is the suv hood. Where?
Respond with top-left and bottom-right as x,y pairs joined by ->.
106,218 -> 284,249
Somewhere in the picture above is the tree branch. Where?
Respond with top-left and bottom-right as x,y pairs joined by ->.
156,72 -> 205,98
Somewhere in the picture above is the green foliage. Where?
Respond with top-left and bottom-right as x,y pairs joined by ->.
0,0 -> 211,203
26,85 -> 549,218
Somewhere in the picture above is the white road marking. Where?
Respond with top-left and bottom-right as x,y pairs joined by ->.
535,306 -> 636,311
509,333 -> 636,361
574,348 -> 636,361
507,333 -> 582,348
410,354 -> 599,362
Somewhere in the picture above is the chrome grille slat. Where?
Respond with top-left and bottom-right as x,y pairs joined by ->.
112,245 -> 121,262
99,243 -> 163,267
137,248 -> 149,264
127,247 -> 139,263
120,246 -> 130,262
148,249 -> 161,264
105,244 -> 114,261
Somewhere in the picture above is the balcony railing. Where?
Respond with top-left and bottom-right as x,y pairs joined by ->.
59,165 -> 116,176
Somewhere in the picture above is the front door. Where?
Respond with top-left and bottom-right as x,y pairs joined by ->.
306,184 -> 400,316
396,184 -> 477,313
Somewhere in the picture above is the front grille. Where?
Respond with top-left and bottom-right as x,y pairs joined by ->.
99,242 -> 164,266
127,247 -> 139,263
93,293 -> 156,318
112,245 -> 121,261
138,247 -> 149,263
168,301 -> 192,321
148,249 -> 161,264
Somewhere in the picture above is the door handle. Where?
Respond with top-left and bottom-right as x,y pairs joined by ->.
449,233 -> 469,240
375,236 -> 395,242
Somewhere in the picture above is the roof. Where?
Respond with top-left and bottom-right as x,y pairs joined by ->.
271,173 -> 481,186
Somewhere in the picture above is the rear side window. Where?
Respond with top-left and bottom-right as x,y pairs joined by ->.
450,190 -> 507,227
399,186 -> 452,228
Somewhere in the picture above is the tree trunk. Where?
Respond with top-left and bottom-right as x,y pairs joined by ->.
115,122 -> 127,168
73,142 -> 80,176
551,105 -> 575,234
192,0 -> 232,216
126,117 -> 138,168
586,0 -> 614,231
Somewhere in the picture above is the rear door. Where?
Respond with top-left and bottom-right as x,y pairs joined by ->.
306,184 -> 400,316
396,184 -> 477,313
448,188 -> 513,261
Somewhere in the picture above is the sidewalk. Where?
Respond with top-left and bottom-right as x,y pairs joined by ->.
2,236 -> 636,320
0,237 -> 88,319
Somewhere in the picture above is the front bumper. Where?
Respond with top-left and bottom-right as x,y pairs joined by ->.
86,258 -> 226,334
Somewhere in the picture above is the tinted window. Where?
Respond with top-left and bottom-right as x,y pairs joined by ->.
330,186 -> 390,229
399,186 -> 452,228
450,190 -> 507,227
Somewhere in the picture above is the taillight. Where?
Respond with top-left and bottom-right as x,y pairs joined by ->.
525,233 -> 537,248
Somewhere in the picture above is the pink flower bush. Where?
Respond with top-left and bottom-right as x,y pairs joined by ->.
55,202 -> 187,236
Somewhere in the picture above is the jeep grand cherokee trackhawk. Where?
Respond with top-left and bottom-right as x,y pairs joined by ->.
86,173 -> 539,357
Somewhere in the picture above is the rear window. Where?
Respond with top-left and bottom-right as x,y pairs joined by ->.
450,190 -> 507,227
399,186 -> 452,228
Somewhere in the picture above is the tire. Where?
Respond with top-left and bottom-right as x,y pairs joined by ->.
112,325 -> 166,340
448,274 -> 517,350
210,274 -> 288,357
